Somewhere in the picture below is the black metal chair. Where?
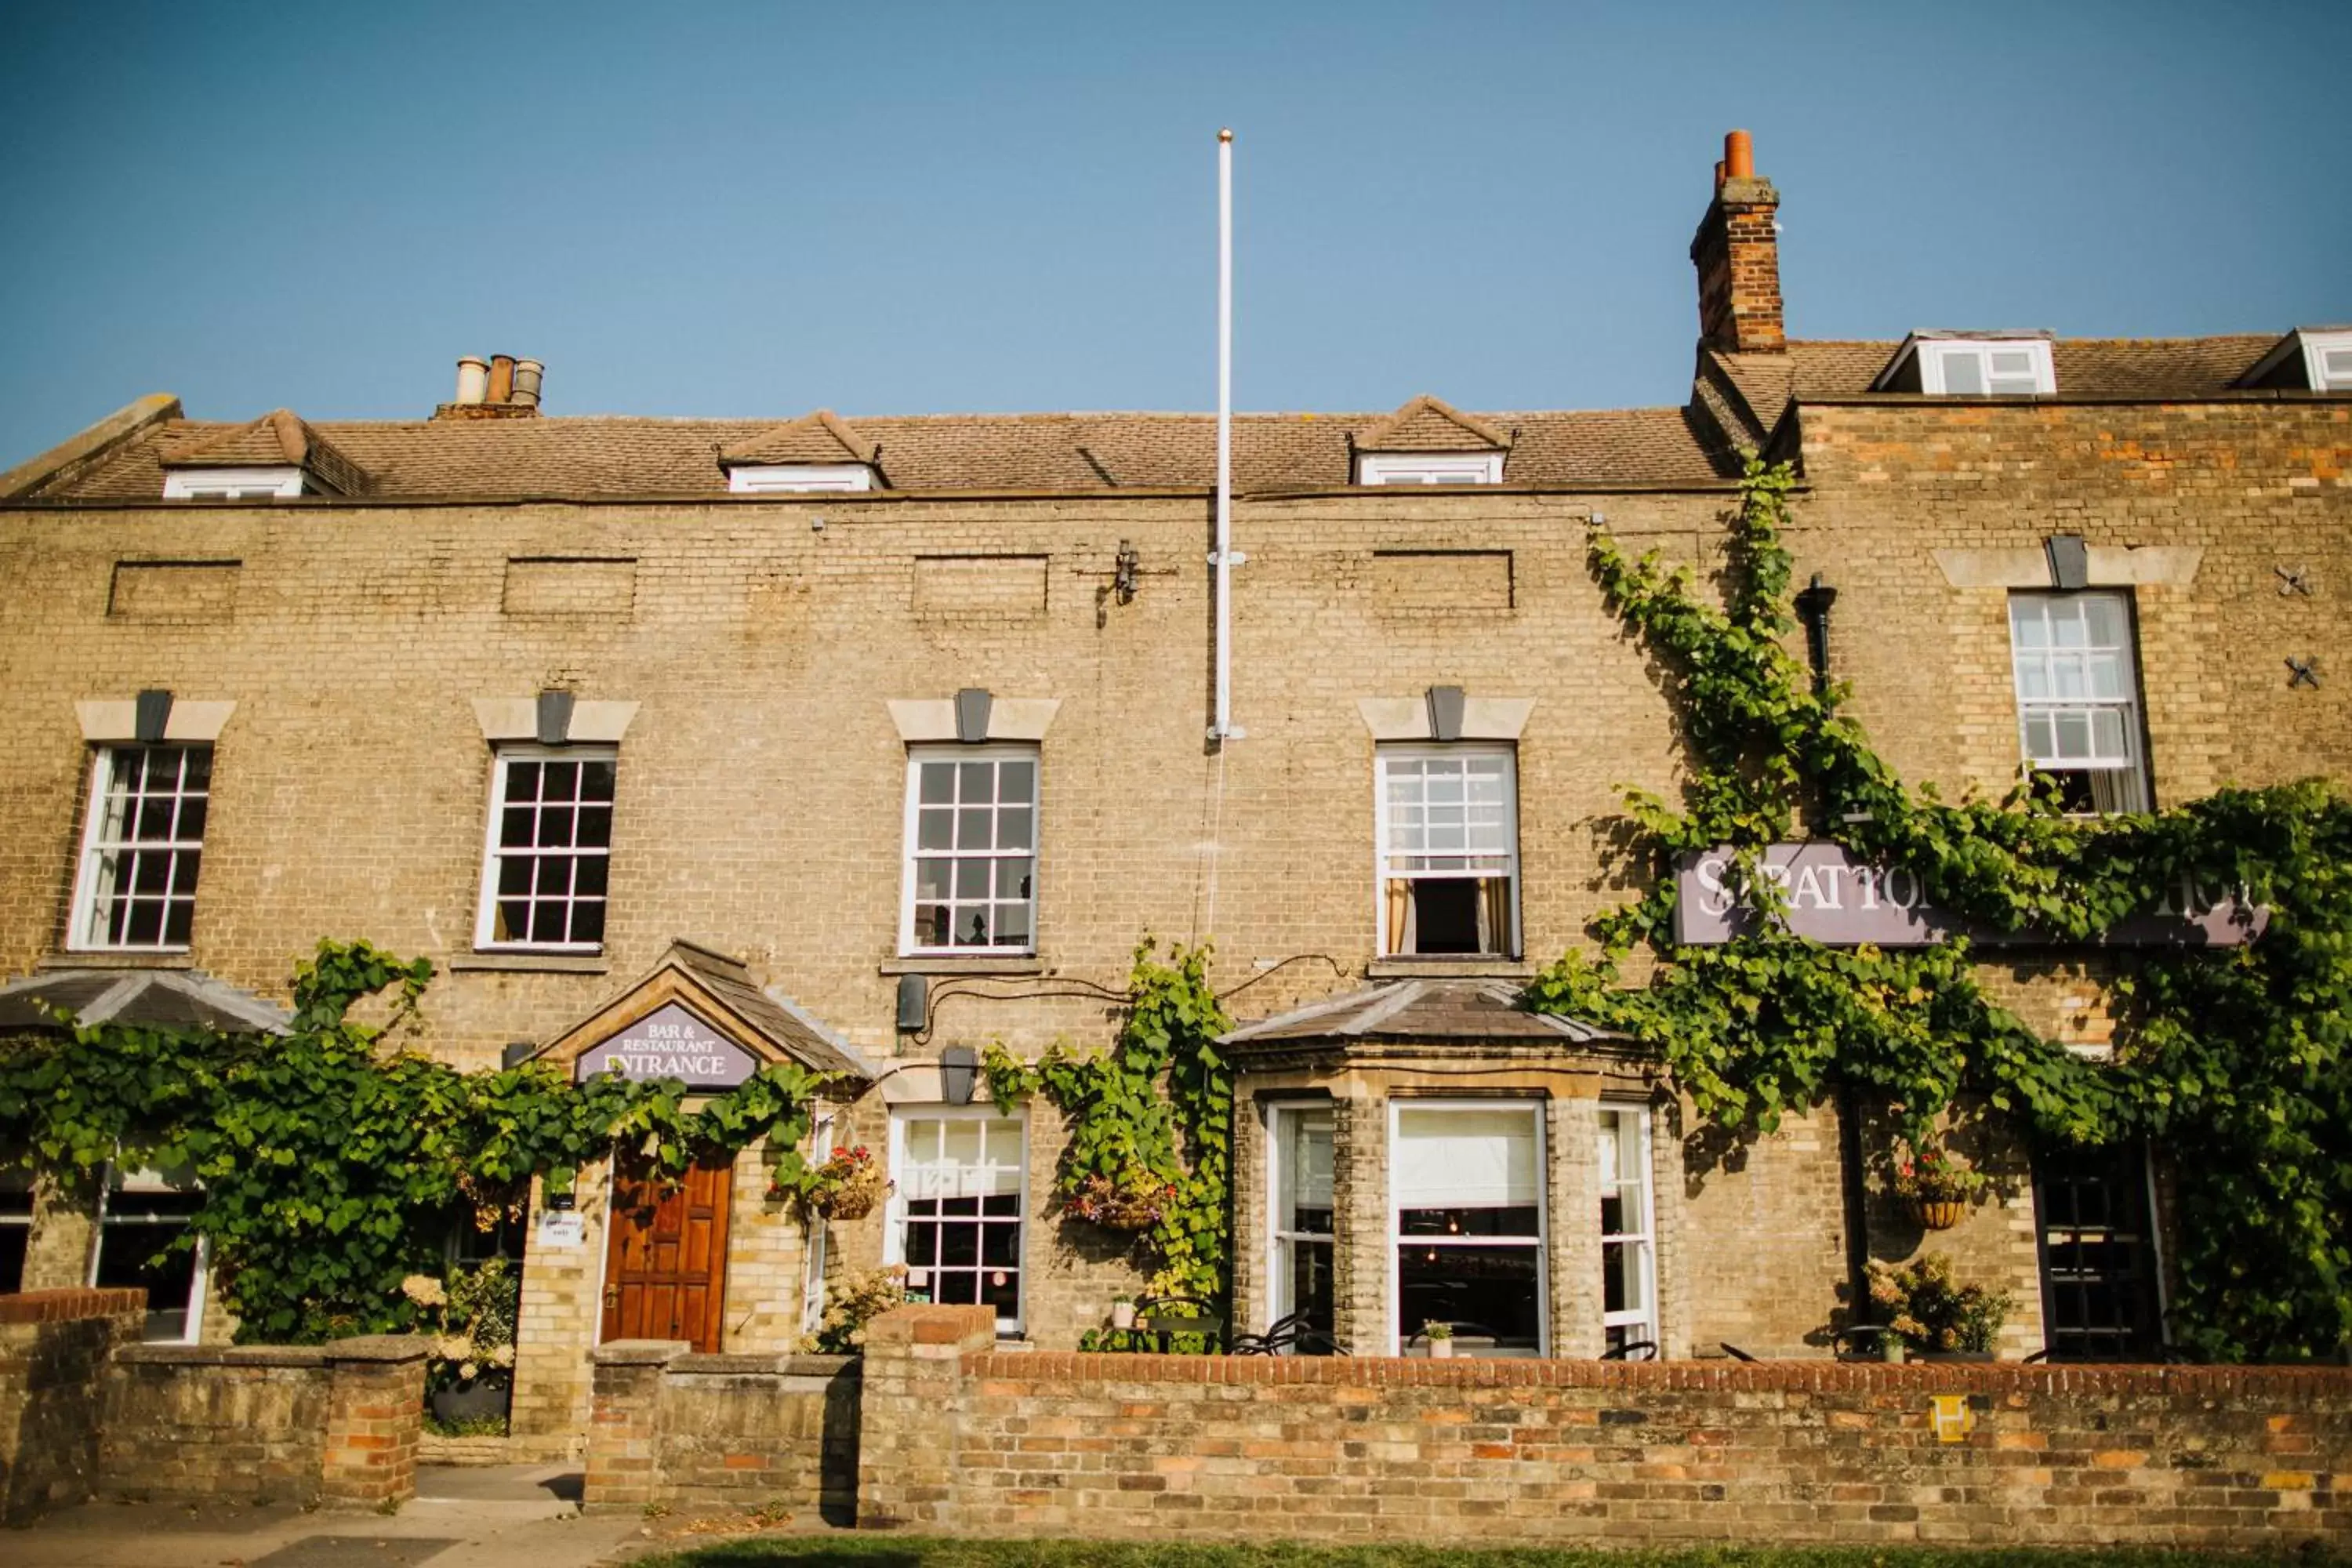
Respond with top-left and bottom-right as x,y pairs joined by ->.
1600,1338 -> 1658,1362
1232,1308 -> 1348,1357
1130,1294 -> 1226,1353
1718,1341 -> 1759,1363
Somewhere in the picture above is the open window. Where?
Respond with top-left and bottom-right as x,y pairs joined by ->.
2008,591 -> 2151,813
1597,1104 -> 1658,1354
92,1166 -> 208,1344
1376,744 -> 1518,956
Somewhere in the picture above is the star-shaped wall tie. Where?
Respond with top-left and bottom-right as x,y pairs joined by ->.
2287,655 -> 2322,689
2275,564 -> 2314,597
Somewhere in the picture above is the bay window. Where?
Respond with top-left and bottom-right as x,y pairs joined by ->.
1597,1104 -> 1658,1355
1268,1104 -> 1334,1345
1391,1101 -> 1544,1356
888,1109 -> 1026,1334
1376,744 -> 1519,956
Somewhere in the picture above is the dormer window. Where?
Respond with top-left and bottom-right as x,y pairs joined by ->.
2238,327 -> 2352,392
1918,339 -> 2054,396
162,467 -> 307,500
1875,336 -> 2056,397
1356,452 -> 1504,486
726,464 -> 874,495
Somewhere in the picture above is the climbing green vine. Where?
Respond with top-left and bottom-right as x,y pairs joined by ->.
982,938 -> 1233,1307
1526,452 -> 2352,1362
0,941 -> 828,1342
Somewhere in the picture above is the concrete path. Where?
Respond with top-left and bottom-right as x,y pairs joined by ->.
1,1465 -> 710,1568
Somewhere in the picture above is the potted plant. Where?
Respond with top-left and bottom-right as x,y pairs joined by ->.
1110,1296 -> 1138,1330
1064,1170 -> 1177,1232
1423,1320 -> 1455,1359
1890,1141 -> 1988,1229
1865,1252 -> 2013,1360
790,1144 -> 890,1221
405,1256 -> 520,1427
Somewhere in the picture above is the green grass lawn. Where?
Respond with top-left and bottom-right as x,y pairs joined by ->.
637,1539 -> 2333,1568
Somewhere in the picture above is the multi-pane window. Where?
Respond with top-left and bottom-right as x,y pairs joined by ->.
1392,1102 -> 1544,1356
93,1167 -> 207,1344
475,746 -> 616,950
1598,1105 -> 1658,1355
2009,593 -> 2151,813
891,1111 -> 1025,1332
1269,1105 -> 1335,1345
1922,340 -> 2055,396
1377,745 -> 1518,956
2034,1144 -> 2162,1362
902,746 -> 1038,953
1356,453 -> 1504,485
71,744 -> 211,952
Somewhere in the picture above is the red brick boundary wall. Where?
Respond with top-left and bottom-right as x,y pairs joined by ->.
857,1305 -> 2352,1550
99,1333 -> 428,1508
0,1288 -> 145,1523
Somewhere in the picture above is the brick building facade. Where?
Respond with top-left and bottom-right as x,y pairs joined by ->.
1,135 -> 2344,1439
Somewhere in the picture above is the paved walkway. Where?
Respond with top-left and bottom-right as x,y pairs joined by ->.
2,1465 -> 724,1568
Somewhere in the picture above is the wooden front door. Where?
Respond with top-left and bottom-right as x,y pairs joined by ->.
600,1153 -> 732,1352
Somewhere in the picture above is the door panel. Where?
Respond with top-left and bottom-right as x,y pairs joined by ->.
600,1153 -> 732,1352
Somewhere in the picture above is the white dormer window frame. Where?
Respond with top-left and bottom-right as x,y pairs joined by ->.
162,467 -> 306,499
728,464 -> 873,495
1356,452 -> 1504,487
1916,339 -> 2056,397
2299,330 -> 2352,392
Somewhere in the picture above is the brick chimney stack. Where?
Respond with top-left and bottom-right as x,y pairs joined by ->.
1690,129 -> 1784,354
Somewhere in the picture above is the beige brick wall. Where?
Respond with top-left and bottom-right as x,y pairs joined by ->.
2,393 -> 2343,1388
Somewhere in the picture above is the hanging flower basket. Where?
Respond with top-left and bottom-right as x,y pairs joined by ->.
1909,1196 -> 1969,1231
1064,1171 -> 1175,1232
792,1145 -> 891,1221
1889,1139 -> 1987,1229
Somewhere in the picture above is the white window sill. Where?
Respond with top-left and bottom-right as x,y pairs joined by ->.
1367,956 -> 1535,980
880,955 -> 1046,977
40,951 -> 195,971
448,952 -> 611,975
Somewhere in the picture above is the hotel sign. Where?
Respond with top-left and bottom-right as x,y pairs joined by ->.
574,1002 -> 758,1087
1675,843 -> 2263,948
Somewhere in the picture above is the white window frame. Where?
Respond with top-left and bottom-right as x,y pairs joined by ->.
1374,742 -> 1520,958
1386,1098 -> 1548,1358
883,1105 -> 1029,1335
898,743 -> 1040,956
472,743 -> 619,953
2007,590 -> 2151,815
1597,1102 -> 1660,1354
1917,339 -> 2056,397
162,466 -> 306,499
2299,330 -> 2352,392
1356,452 -> 1504,486
67,742 -> 212,954
1265,1101 -> 1335,1337
727,464 -> 873,494
91,1165 -> 209,1346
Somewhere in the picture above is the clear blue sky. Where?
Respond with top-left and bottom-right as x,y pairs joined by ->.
2,1 -> 2345,459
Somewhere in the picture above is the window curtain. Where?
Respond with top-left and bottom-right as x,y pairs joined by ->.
1477,876 -> 1512,956
1385,879 -> 1413,956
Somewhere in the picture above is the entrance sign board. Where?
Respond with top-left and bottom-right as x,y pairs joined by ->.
574,1001 -> 759,1087
1675,843 -> 2263,948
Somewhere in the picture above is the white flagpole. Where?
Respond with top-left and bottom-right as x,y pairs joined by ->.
1212,127 -> 1241,742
